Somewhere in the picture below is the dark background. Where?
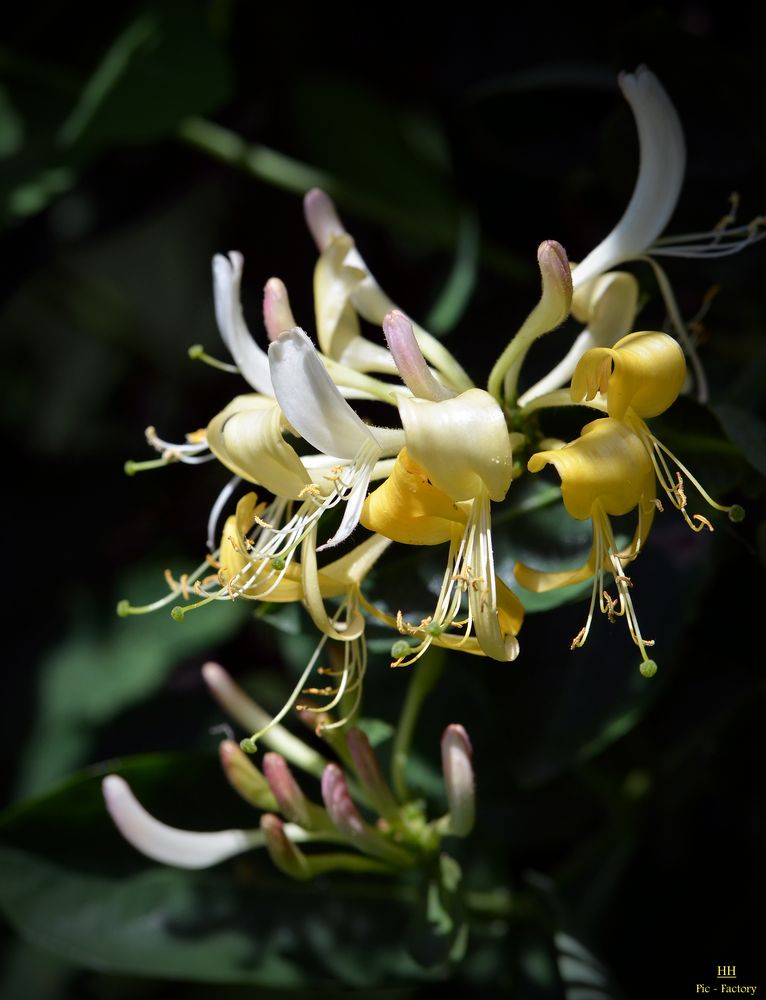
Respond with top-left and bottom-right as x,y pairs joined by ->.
1,3 -> 765,997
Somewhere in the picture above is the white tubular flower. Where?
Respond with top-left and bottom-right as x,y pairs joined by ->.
269,327 -> 403,550
212,252 -> 274,396
103,774 -> 263,869
571,67 -> 685,290
304,189 -> 474,393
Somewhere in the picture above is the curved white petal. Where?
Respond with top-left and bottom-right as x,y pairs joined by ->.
103,774 -> 261,869
269,328 -> 381,459
572,67 -> 686,289
213,253 -> 274,396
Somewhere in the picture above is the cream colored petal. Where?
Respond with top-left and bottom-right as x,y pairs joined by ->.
398,389 -> 512,502
206,394 -> 310,499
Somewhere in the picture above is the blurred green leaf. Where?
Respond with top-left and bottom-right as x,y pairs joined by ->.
58,0 -> 231,154
0,759 -> 437,989
0,83 -> 24,158
15,567 -> 249,798
712,403 -> 766,476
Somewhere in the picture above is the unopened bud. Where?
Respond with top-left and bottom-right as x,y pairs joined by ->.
263,277 -> 296,342
347,728 -> 400,822
321,762 -> 366,839
441,724 -> 475,837
262,753 -> 328,831
260,814 -> 311,880
219,740 -> 278,811
304,189 -> 345,251
383,310 -> 454,402
537,239 -> 573,328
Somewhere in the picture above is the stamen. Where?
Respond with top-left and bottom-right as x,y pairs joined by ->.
188,343 -> 240,373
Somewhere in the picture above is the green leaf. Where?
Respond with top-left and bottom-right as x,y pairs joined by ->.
712,403 -> 766,476
15,566 -> 249,798
0,758 -> 437,988
58,0 -> 232,153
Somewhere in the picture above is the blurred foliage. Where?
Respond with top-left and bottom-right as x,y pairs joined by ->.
2,2 -> 765,998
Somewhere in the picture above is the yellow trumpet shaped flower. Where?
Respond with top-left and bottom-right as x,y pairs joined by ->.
570,330 -> 686,421
516,418 -> 658,672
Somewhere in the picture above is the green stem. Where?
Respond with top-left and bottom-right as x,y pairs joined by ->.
175,117 -> 528,279
391,650 -> 445,801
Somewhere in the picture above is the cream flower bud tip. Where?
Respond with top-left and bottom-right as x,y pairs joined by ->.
304,188 -> 345,251
262,277 -> 295,342
102,775 -> 255,869
383,310 -> 455,402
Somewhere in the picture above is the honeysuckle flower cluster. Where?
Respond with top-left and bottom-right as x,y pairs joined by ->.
119,65 -> 757,754
104,662 -> 475,878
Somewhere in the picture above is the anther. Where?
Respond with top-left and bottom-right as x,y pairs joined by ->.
693,514 -> 714,532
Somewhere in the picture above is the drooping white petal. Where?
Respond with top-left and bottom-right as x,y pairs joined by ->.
103,774 -> 261,869
269,328 -> 381,459
572,67 -> 686,289
212,253 -> 274,396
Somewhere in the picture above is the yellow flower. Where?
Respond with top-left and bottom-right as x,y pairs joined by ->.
571,330 -> 736,533
515,417 -> 658,672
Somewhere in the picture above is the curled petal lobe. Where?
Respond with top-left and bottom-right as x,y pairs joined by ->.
398,389 -> 513,503
212,253 -> 273,395
206,395 -> 310,498
103,774 -> 259,869
571,331 -> 686,420
529,417 -> 654,521
361,448 -> 466,545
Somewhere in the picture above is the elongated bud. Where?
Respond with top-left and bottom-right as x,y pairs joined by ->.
304,188 -> 345,251
261,814 -> 312,880
441,724 -> 475,837
321,762 -> 366,839
103,775 -> 259,869
202,662 -> 271,733
347,728 -> 400,822
537,240 -> 573,327
321,764 -> 414,867
219,740 -> 278,811
263,277 -> 296,341
262,753 -> 328,831
383,310 -> 455,401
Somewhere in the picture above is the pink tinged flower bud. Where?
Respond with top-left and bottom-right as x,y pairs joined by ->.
219,740 -> 278,812
537,240 -> 573,325
347,728 -> 400,822
321,763 -> 414,868
304,188 -> 345,252
262,277 -> 297,342
260,814 -> 312,880
383,310 -> 455,402
441,724 -> 475,837
262,753 -> 329,831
